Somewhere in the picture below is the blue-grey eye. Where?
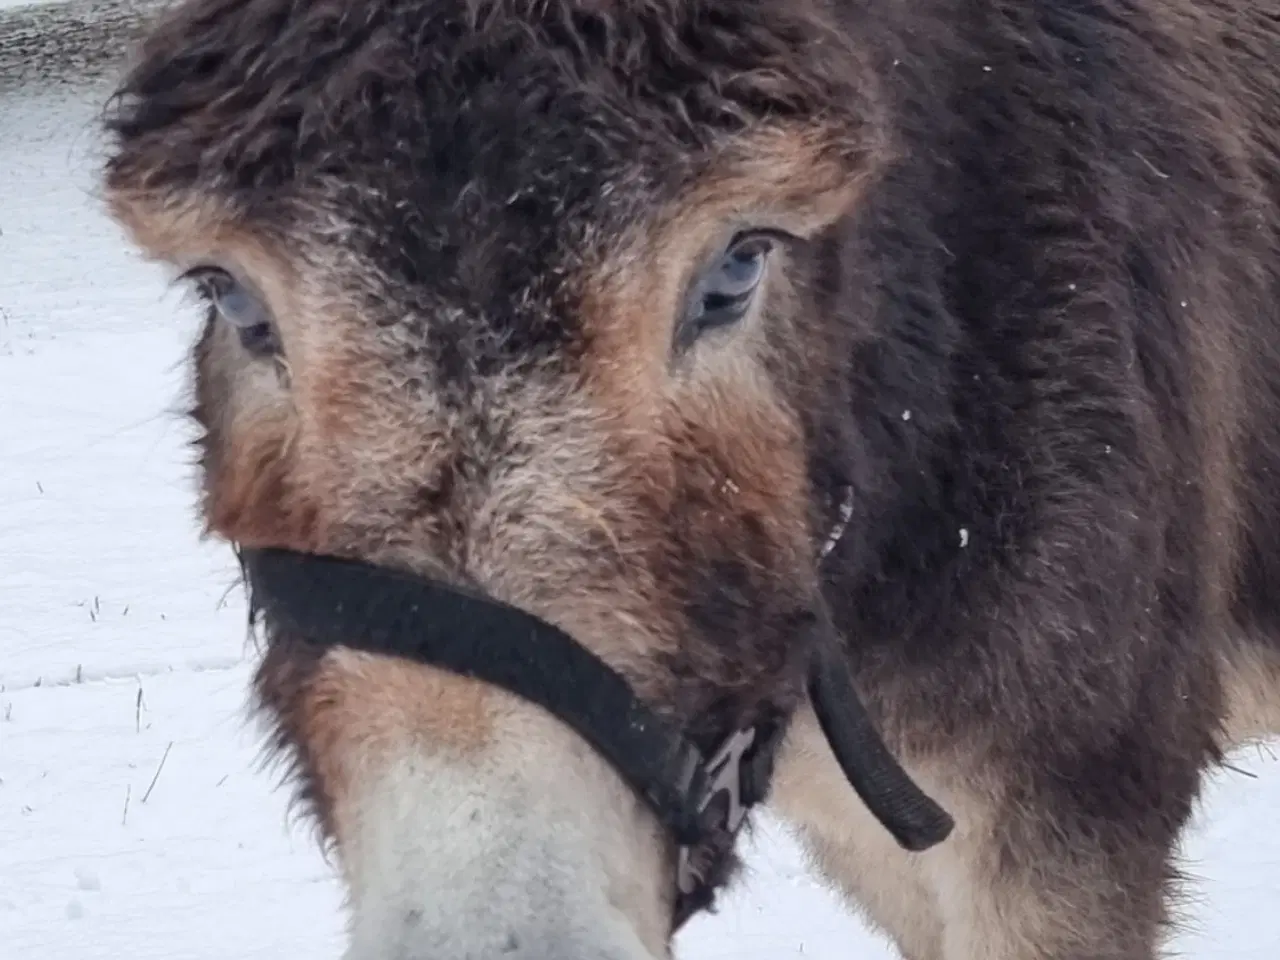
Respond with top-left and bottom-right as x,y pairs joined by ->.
185,267 -> 279,357
678,232 -> 780,349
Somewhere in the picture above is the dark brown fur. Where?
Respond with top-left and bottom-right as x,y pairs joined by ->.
101,0 -> 1280,957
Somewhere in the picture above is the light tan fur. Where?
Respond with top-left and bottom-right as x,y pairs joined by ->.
1219,640 -> 1280,749
771,704 -> 1095,960
774,651 -> 1280,960
772,709 -> 1097,960
299,650 -> 675,960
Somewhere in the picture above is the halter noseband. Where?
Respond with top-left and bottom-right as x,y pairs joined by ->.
237,490 -> 953,930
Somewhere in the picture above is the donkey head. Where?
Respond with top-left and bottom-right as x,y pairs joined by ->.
102,1 -> 905,957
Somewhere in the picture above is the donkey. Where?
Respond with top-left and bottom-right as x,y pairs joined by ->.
100,1 -> 1280,958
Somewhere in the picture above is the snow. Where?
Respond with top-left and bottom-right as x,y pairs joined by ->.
2,22 -> 1278,960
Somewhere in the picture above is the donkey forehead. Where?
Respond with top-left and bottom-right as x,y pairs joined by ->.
104,0 -> 881,391
104,0 -> 867,243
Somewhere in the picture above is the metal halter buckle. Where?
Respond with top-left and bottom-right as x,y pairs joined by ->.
675,727 -> 758,895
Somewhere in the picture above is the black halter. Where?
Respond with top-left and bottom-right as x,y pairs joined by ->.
237,493 -> 953,929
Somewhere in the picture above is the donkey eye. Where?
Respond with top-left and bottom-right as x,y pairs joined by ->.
678,231 -> 780,349
183,266 -> 280,357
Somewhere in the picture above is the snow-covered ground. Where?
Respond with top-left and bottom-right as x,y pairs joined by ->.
2,8 -> 1277,959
